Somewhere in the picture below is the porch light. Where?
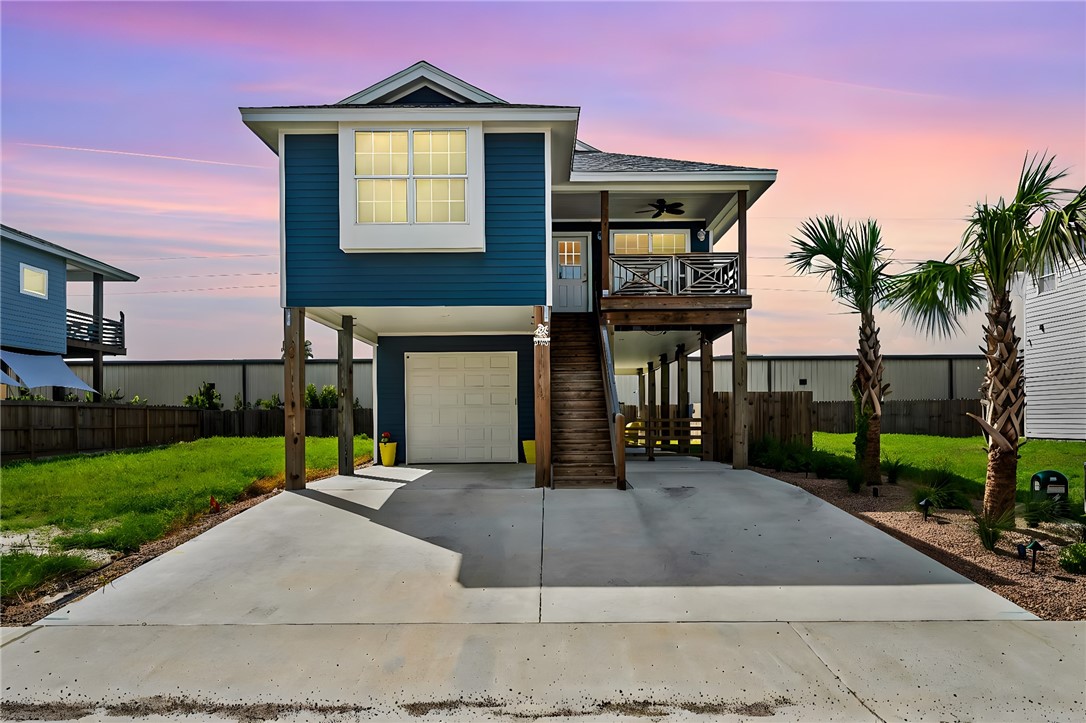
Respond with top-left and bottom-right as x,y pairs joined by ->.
697,229 -> 707,242
1025,539 -> 1044,572
918,498 -> 933,521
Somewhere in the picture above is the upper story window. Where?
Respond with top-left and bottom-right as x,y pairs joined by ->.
612,231 -> 689,255
20,263 -> 48,299
354,130 -> 467,225
338,124 -> 485,252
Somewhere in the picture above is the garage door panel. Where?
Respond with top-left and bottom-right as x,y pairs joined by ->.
405,351 -> 518,464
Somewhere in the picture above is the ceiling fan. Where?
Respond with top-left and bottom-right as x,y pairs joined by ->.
636,198 -> 685,218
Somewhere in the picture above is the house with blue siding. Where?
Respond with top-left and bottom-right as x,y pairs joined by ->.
241,62 -> 776,488
1,225 -> 138,397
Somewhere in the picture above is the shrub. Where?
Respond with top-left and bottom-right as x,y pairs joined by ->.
915,459 -> 971,509
183,382 -> 222,410
233,392 -> 250,411
973,510 -> 1015,552
881,456 -> 905,484
1058,543 -> 1086,574
129,394 -> 148,406
317,384 -> 338,409
255,394 -> 282,410
1019,496 -> 1069,528
845,462 -> 864,493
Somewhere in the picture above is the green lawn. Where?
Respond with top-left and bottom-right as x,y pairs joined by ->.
813,432 -> 1085,513
1,436 -> 373,597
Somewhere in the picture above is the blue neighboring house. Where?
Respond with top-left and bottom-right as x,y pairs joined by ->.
1,224 -> 138,398
241,61 -> 776,487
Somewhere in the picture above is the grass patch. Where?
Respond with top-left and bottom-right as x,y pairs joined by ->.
814,433 -> 1086,515
0,552 -> 95,598
1,436 -> 374,548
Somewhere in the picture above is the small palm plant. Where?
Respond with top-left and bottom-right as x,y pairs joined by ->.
889,153 -> 1086,518
788,217 -> 895,485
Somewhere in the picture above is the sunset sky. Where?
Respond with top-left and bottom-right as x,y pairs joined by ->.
2,1 -> 1083,360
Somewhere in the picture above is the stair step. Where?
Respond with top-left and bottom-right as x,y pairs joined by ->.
552,478 -> 618,489
552,463 -> 617,478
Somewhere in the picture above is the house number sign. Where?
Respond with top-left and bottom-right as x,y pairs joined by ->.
533,323 -> 550,346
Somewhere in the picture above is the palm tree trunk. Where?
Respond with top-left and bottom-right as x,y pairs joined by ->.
971,293 -> 1024,518
856,313 -> 886,485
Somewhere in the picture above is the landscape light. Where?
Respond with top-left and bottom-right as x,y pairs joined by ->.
1025,539 -> 1044,573
1016,543 -> 1027,560
918,498 -> 933,521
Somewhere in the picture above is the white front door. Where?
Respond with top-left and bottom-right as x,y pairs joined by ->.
554,234 -> 589,312
405,352 -> 518,463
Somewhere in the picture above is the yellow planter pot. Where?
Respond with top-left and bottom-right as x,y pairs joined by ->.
379,442 -> 398,467
522,440 -> 536,464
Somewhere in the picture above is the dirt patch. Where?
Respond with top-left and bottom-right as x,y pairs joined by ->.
401,697 -> 500,717
757,467 -> 1086,621
1,696 -> 367,722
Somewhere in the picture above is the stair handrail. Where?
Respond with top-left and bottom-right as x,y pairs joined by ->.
598,320 -> 627,489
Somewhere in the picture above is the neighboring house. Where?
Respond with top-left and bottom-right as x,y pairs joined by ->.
241,61 -> 776,487
1,224 -> 138,398
1020,262 -> 1086,441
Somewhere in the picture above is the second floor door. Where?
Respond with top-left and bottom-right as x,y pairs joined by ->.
554,233 -> 589,312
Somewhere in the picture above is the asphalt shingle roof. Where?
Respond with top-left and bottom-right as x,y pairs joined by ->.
572,150 -> 774,174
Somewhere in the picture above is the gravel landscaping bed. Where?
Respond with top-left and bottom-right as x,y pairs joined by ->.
756,467 -> 1086,621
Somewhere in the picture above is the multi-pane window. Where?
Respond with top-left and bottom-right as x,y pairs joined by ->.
612,231 -> 689,255
1037,260 -> 1058,294
20,264 -> 48,299
558,239 -> 582,279
354,130 -> 467,224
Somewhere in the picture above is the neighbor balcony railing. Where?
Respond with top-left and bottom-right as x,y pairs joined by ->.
66,309 -> 125,349
609,253 -> 741,296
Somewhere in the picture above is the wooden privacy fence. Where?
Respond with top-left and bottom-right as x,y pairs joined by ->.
713,391 -> 814,463
813,399 -> 982,437
197,408 -> 373,438
2,402 -> 201,461
1,403 -> 375,462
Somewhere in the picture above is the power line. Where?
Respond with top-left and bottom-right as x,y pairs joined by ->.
70,283 -> 278,297
109,253 -> 278,261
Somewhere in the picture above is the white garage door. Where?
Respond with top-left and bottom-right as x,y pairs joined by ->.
405,352 -> 518,463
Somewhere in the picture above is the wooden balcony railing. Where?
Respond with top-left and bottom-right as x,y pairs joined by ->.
610,253 -> 740,296
66,309 -> 125,350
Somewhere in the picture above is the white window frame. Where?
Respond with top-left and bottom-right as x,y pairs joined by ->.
19,263 -> 49,299
1037,260 -> 1058,294
338,122 -> 485,253
610,229 -> 690,255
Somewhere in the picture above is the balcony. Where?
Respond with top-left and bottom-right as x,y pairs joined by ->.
66,309 -> 126,354
610,253 -> 740,296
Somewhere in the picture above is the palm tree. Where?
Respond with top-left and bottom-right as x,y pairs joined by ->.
788,217 -> 895,485
890,154 -> 1086,518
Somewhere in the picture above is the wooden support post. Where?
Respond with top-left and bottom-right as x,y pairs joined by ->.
659,353 -> 671,447
646,360 -> 656,461
533,306 -> 552,488
600,191 -> 610,296
737,189 -> 748,295
636,368 -> 645,420
676,344 -> 689,453
337,315 -> 355,476
92,351 -> 104,404
731,319 -> 749,469
701,334 -> 714,461
284,307 -> 307,490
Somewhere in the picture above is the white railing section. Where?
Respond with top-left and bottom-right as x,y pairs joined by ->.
610,253 -> 741,296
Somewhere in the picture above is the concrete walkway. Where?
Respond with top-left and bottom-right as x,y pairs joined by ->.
2,460 -> 1081,721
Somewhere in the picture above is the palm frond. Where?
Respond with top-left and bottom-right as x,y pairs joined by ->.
885,257 -> 982,337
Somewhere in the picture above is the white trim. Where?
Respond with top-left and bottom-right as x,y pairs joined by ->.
569,171 -> 777,183
19,263 -> 48,299
552,232 -> 592,312
337,122 -> 485,252
575,139 -> 601,152
383,80 -> 469,105
243,107 -> 578,123
378,331 -> 534,337
544,129 -> 554,305
338,61 -> 506,105
372,344 -> 379,441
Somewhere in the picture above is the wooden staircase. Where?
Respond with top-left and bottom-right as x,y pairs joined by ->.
550,313 -> 617,488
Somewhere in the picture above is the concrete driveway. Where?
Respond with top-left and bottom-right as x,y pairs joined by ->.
2,459 -> 1081,721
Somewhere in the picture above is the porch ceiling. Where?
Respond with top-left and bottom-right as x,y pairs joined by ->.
306,306 -> 538,344
552,191 -> 731,226
612,329 -> 704,370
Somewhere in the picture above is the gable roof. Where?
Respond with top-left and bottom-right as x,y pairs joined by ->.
1,224 -> 138,282
338,61 -> 506,105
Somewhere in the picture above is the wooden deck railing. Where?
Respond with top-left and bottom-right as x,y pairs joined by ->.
598,322 -> 626,489
610,253 -> 740,296
66,309 -> 125,349
627,417 -> 703,461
